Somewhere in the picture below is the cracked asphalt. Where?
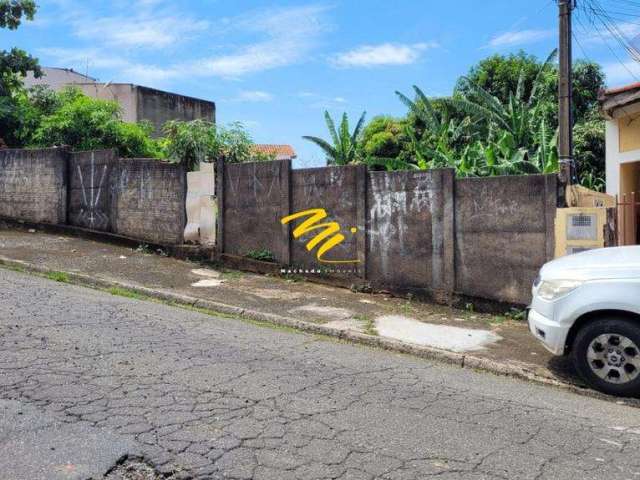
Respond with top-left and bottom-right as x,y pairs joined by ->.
2,269 -> 640,479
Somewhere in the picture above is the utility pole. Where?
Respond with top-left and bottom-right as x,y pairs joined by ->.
558,0 -> 576,185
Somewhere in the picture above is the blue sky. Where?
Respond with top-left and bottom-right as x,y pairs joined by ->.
4,0 -> 640,167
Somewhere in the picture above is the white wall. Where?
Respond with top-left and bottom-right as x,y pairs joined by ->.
22,68 -> 95,90
605,118 -> 640,196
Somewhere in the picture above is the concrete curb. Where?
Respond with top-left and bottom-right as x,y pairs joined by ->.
0,255 -> 612,402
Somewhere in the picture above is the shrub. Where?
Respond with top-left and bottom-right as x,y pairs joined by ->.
33,87 -> 162,157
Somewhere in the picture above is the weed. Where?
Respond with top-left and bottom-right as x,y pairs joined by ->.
354,314 -> 378,336
46,271 -> 70,283
505,308 -> 526,321
221,270 -> 244,280
283,273 -> 305,283
135,243 -> 152,254
245,249 -> 276,263
107,287 -> 144,300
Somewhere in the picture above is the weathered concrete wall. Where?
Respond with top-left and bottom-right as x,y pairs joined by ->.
75,83 -> 138,123
0,148 -> 67,224
137,86 -> 216,137
112,159 -> 187,245
68,150 -> 116,231
74,84 -> 216,136
219,161 -> 556,306
222,160 -> 289,262
291,166 -> 361,270
367,169 -> 455,296
454,174 -> 556,305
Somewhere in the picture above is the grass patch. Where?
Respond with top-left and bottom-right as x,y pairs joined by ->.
107,287 -> 145,300
1,263 -> 26,274
46,271 -> 70,283
354,314 -> 378,336
221,270 -> 244,281
245,249 -> 276,263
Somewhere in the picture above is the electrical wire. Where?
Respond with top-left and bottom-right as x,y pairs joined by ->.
576,0 -> 640,81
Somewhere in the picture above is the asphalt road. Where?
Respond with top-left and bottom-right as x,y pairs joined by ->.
2,269 -> 640,480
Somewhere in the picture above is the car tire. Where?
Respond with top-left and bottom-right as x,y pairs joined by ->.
572,317 -> 640,397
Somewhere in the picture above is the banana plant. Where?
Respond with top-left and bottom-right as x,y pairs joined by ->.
303,111 -> 366,166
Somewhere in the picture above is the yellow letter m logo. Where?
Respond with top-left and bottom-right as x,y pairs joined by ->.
281,208 -> 360,264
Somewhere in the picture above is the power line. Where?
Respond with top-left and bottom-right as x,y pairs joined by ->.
576,0 -> 640,81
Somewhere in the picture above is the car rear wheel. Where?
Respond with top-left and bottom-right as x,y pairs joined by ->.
572,317 -> 640,397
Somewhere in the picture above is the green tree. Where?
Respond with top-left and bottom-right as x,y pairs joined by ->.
360,116 -> 408,159
303,111 -> 366,166
456,51 -> 543,106
162,119 -> 261,170
0,0 -> 42,146
0,0 -> 36,29
451,51 -> 558,150
33,88 -> 162,158
396,85 -> 478,170
456,51 -> 605,124
574,113 -> 606,190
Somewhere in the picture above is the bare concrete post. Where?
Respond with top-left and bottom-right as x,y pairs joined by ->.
215,156 -> 226,260
441,168 -> 456,301
356,164 -> 368,279
280,159 -> 292,267
544,174 -> 558,261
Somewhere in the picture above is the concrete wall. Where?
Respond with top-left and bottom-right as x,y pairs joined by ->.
1,148 -> 186,245
22,67 -> 96,91
454,174 -> 556,305
112,159 -> 187,245
0,148 -> 67,224
219,160 -> 557,306
291,166 -> 361,270
69,150 -> 116,231
75,84 -> 138,123
221,160 -> 289,261
137,86 -> 216,136
62,83 -> 216,135
367,169 -> 454,296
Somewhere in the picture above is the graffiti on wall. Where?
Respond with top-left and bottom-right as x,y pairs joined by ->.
281,208 -> 360,264
74,153 -> 110,230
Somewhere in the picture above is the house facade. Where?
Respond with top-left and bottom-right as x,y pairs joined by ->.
23,67 -> 216,137
601,82 -> 640,244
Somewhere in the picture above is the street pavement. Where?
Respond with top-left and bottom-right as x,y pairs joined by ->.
1,268 -> 640,479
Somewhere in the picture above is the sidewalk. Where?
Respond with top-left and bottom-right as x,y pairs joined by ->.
0,224 -> 585,394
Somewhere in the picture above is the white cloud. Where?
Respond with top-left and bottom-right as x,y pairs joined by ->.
39,47 -> 181,85
39,47 -> 130,70
331,43 -> 437,68
189,5 -> 330,78
235,91 -> 274,102
47,0 -> 209,50
603,60 -> 640,87
40,3 -> 331,85
73,15 -> 209,49
486,29 -> 554,48
581,22 -> 640,45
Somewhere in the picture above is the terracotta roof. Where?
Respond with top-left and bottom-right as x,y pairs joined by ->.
604,82 -> 640,96
252,144 -> 297,159
600,81 -> 640,118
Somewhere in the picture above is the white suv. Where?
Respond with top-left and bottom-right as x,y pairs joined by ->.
528,246 -> 640,396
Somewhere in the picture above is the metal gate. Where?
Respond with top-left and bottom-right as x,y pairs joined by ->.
616,192 -> 640,246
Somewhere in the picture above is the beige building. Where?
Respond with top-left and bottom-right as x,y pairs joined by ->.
23,67 -> 216,136
601,82 -> 640,244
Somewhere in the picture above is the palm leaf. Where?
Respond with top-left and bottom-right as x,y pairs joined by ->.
323,111 -> 339,147
351,111 -> 367,145
302,136 -> 337,160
